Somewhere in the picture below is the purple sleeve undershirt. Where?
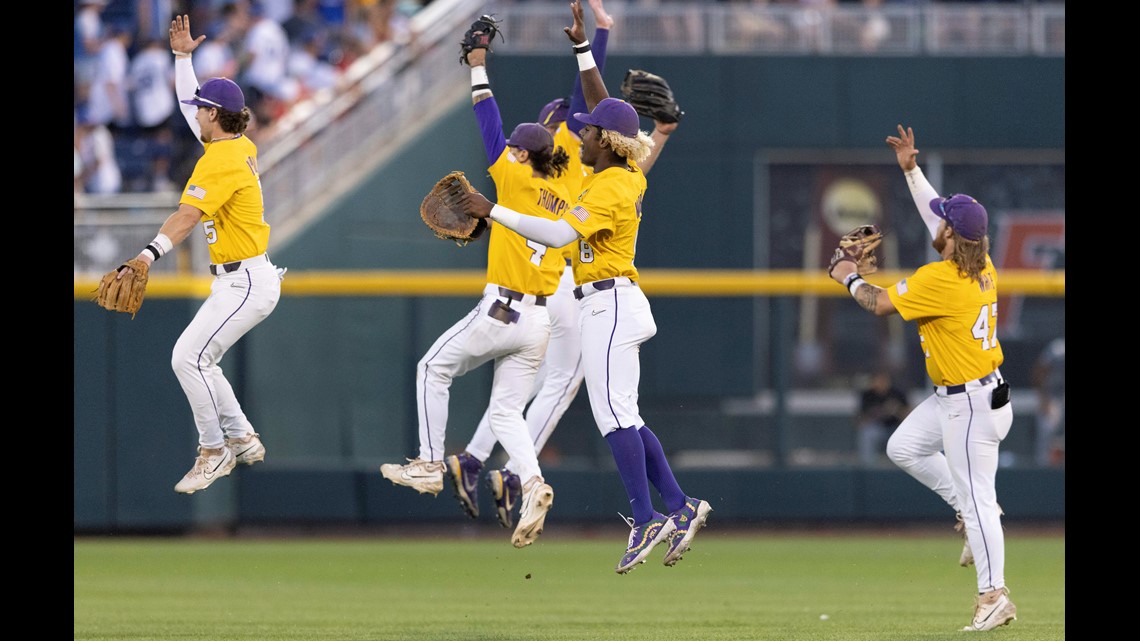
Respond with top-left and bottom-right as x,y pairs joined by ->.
473,96 -> 507,166
565,27 -> 609,136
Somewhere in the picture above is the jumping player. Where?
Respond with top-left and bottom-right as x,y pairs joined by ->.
454,0 -> 711,574
116,15 -> 283,495
379,40 -> 572,549
828,124 -> 1017,632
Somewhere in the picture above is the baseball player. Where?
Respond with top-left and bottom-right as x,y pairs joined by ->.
828,124 -> 1017,632
444,0 -> 614,529
379,40 -> 573,549
116,15 -> 282,495
455,0 -> 711,574
445,0 -> 683,531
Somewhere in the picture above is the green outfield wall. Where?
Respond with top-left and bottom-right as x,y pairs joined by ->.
74,55 -> 1064,531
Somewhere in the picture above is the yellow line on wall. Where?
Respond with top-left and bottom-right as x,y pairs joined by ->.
74,269 -> 1065,299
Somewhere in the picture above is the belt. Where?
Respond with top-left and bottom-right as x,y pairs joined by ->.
210,253 -> 269,276
939,371 -> 998,396
487,285 -> 546,306
573,277 -> 637,300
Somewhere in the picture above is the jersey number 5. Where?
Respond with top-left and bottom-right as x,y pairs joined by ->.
972,302 -> 999,351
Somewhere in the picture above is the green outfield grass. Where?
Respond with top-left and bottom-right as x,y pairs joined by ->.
75,529 -> 1064,641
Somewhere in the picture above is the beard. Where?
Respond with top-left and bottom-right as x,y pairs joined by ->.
932,233 -> 947,254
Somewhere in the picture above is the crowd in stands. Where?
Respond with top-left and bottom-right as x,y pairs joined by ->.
75,0 -> 1053,195
75,0 -> 432,194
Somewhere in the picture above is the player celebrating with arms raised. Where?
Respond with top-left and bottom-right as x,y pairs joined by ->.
379,14 -> 572,549
96,15 -> 284,494
828,124 -> 1017,632
456,0 -> 711,574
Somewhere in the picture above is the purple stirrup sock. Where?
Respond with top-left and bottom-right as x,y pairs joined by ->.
639,425 -> 686,513
605,426 -> 654,524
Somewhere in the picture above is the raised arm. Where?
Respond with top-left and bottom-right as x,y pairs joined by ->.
465,47 -> 507,165
566,0 -> 613,136
565,0 -> 608,111
170,14 -> 206,141
886,124 -> 941,239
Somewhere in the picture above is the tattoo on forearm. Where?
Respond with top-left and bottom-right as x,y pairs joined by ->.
855,283 -> 877,312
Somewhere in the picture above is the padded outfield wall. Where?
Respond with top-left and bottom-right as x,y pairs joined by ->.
74,55 -> 1064,531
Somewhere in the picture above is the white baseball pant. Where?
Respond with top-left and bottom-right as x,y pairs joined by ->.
417,284 -> 551,483
171,254 -> 281,450
886,373 -> 1013,593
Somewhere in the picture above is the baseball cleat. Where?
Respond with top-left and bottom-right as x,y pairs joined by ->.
962,587 -> 1017,632
445,452 -> 483,519
380,458 -> 445,495
488,467 -> 522,528
511,476 -> 554,548
225,432 -> 265,465
174,446 -> 236,494
662,496 -> 712,566
615,512 -> 677,574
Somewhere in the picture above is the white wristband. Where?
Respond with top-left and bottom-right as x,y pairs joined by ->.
847,275 -> 867,297
470,65 -> 491,98
172,50 -> 191,58
143,232 -> 174,261
576,50 -> 597,72
489,204 -> 521,229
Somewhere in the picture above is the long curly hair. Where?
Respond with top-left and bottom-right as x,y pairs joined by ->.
601,129 -> 655,164
532,145 -> 571,179
218,107 -> 253,135
950,234 -> 990,282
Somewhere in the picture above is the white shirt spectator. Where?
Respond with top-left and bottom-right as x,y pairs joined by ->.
129,42 -> 176,128
242,16 -> 293,99
86,28 -> 132,128
77,121 -> 123,195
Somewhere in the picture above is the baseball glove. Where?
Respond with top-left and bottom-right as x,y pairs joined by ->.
459,14 -> 503,65
620,69 -> 684,123
95,258 -> 150,319
829,224 -> 884,276
420,170 -> 487,246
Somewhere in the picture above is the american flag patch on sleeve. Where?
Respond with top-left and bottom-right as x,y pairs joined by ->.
186,185 -> 207,200
896,279 -> 908,295
569,206 -> 589,222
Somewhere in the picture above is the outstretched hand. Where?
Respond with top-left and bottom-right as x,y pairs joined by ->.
564,0 -> 587,45
458,190 -> 494,219
170,14 -> 205,55
885,124 -> 918,172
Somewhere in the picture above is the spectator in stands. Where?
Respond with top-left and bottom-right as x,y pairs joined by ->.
235,0 -> 301,126
855,370 -> 910,467
128,37 -> 178,191
283,0 -> 328,45
85,22 -> 135,132
287,25 -> 340,96
75,107 -> 123,195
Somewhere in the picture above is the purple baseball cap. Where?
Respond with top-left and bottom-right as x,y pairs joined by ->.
505,122 -> 554,153
181,77 -> 245,113
574,97 -> 639,138
537,98 -> 570,127
929,194 -> 988,241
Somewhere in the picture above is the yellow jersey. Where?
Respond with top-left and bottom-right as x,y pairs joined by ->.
561,161 -> 645,285
180,135 -> 269,264
887,256 -> 1004,386
486,149 -> 572,296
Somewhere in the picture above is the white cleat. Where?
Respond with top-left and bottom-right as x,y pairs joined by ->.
380,458 -> 445,495
174,446 -> 236,494
226,432 -> 266,465
962,587 -> 1017,632
511,477 -> 554,548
